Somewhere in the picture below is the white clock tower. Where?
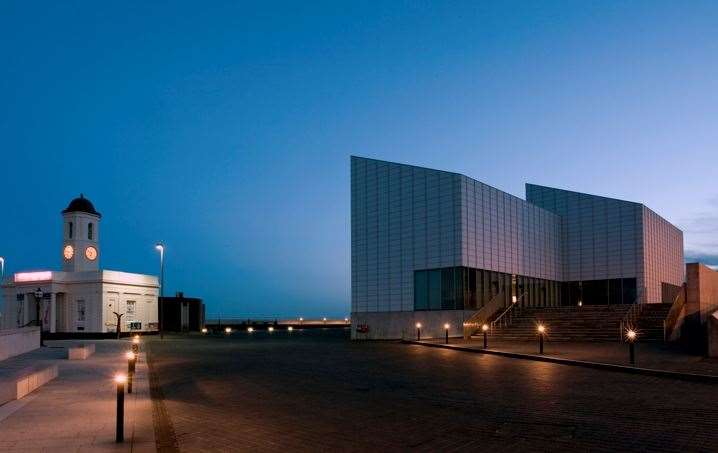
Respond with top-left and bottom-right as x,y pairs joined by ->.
61,194 -> 101,272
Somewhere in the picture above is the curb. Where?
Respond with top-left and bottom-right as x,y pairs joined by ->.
402,340 -> 718,384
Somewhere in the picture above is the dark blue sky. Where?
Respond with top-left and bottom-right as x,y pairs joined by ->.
2,1 -> 717,317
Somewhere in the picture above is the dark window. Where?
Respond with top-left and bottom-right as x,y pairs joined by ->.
414,271 -> 428,310
441,268 -> 454,309
88,223 -> 93,240
428,270 -> 441,310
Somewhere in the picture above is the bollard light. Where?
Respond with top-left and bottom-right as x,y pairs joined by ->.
537,324 -> 546,354
125,351 -> 136,394
247,327 -> 254,333
268,326 -> 274,332
287,326 -> 293,332
626,329 -> 637,365
224,327 -> 232,334
578,301 -> 583,307
115,374 -> 126,442
416,322 -> 422,341
444,323 -> 450,344
482,324 -> 489,349
201,327 -> 208,334
131,337 -> 140,355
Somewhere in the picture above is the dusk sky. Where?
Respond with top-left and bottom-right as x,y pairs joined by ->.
1,1 -> 717,317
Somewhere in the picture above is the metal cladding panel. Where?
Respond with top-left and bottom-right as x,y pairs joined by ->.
351,157 -> 462,313
459,175 -> 562,281
527,184 -> 684,302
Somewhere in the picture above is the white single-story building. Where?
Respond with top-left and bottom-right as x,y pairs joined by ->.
0,195 -> 159,334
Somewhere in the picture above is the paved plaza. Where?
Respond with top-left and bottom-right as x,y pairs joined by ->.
0,340 -> 154,452
147,330 -> 718,452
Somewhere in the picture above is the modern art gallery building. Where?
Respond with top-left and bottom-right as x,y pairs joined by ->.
350,156 -> 684,339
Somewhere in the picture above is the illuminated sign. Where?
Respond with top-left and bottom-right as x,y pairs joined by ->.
14,271 -> 52,283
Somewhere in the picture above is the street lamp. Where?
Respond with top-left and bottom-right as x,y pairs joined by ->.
34,287 -> 44,347
155,243 -> 165,340
416,322 -> 422,341
626,329 -> 637,365
537,324 -> 546,354
482,324 -> 489,349
444,323 -> 450,344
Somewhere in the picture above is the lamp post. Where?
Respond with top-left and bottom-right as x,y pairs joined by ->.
155,243 -> 164,340
115,374 -> 126,442
444,323 -> 450,344
482,324 -> 489,349
34,288 -> 44,347
626,329 -> 637,365
537,324 -> 546,354
416,322 -> 422,341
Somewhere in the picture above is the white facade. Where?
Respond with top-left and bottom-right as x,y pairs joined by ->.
0,196 -> 159,334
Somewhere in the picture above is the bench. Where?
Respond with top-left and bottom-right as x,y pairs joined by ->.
0,364 -> 59,405
68,344 -> 95,360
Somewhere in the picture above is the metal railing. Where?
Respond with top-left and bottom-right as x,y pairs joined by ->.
462,291 -> 506,339
491,292 -> 528,331
663,284 -> 687,342
619,286 -> 645,340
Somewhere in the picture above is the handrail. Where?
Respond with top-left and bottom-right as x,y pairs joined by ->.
663,284 -> 687,342
619,286 -> 645,340
462,290 -> 506,339
491,292 -> 528,331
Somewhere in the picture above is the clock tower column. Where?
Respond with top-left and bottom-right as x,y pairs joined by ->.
61,194 -> 101,272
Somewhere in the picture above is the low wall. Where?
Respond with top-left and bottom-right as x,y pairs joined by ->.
709,313 -> 718,358
683,263 -> 718,351
0,327 -> 40,362
351,310 -> 478,340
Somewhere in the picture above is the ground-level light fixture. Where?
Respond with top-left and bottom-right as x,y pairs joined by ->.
512,295 -> 517,303
416,322 -> 422,341
444,323 -> 450,344
288,326 -> 293,332
201,328 -> 208,334
626,329 -> 637,365
537,324 -> 546,354
225,327 -> 232,334
268,326 -> 274,332
247,327 -> 254,333
482,324 -> 489,349
115,373 -> 126,442
578,301 -> 583,307
125,351 -> 136,393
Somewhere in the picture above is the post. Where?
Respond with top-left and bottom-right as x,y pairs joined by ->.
483,330 -> 487,349
127,352 -> 136,394
539,333 -> 544,354
629,341 -> 635,365
116,377 -> 125,443
444,324 -> 449,344
416,323 -> 421,341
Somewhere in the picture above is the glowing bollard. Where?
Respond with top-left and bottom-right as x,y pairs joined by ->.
268,326 -> 274,333
225,327 -> 232,335
201,327 -> 208,334
626,329 -> 637,365
482,324 -> 489,349
288,326 -> 294,332
444,323 -> 450,344
125,351 -> 136,394
416,322 -> 422,341
537,324 -> 546,354
115,374 -> 126,442
247,327 -> 254,333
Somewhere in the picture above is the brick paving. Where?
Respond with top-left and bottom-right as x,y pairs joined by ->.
428,337 -> 718,376
0,340 -> 154,452
147,330 -> 718,452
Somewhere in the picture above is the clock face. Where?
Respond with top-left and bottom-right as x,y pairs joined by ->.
85,246 -> 98,261
63,245 -> 74,260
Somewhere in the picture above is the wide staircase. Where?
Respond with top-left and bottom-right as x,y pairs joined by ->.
475,304 -> 672,342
